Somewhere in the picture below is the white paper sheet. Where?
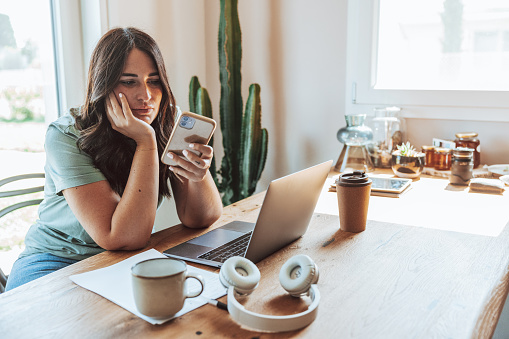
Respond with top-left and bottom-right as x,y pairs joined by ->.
70,249 -> 227,325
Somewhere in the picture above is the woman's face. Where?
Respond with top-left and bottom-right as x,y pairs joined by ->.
112,48 -> 162,124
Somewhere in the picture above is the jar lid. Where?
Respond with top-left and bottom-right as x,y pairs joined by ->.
336,171 -> 372,187
455,132 -> 478,139
421,145 -> 435,151
453,147 -> 474,158
435,147 -> 452,153
454,147 -> 474,153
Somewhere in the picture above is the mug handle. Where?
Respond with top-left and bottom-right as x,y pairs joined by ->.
184,272 -> 205,298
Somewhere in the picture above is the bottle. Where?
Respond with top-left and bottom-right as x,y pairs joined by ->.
454,132 -> 480,168
450,148 -> 474,185
434,147 -> 452,170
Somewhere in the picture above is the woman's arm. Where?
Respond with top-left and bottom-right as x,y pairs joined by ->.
168,143 -> 223,228
63,93 -> 159,251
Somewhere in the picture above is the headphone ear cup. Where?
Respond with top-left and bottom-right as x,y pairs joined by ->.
279,254 -> 319,296
219,256 -> 261,295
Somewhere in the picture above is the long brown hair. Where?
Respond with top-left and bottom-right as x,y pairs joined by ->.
73,27 -> 175,198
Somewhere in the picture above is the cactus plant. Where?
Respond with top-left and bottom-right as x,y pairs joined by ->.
189,0 -> 268,206
189,77 -> 218,186
240,84 -> 268,198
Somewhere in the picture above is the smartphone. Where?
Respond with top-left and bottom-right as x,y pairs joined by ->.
161,112 -> 217,166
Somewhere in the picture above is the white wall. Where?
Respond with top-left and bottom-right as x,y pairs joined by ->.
106,0 -> 208,110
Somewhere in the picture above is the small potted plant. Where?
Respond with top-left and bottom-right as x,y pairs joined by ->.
391,142 -> 425,178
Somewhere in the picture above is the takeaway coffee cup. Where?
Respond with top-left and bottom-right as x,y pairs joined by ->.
131,258 -> 205,319
336,171 -> 372,233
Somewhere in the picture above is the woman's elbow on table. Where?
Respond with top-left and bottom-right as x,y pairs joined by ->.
181,207 -> 222,229
93,224 -> 153,251
98,237 -> 150,251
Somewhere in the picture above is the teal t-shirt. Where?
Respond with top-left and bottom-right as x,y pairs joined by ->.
21,114 -> 108,260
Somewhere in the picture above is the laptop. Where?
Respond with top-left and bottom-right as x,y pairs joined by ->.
163,160 -> 333,268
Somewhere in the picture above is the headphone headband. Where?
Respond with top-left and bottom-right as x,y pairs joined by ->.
227,285 -> 320,332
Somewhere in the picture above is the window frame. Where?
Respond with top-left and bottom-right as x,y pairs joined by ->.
50,0 -> 89,117
345,0 -> 509,122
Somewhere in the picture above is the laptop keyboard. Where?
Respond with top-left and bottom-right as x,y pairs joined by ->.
198,231 -> 253,263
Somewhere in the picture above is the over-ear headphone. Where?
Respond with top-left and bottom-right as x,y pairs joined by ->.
219,254 -> 320,332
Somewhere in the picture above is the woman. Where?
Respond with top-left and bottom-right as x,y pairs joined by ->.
5,27 -> 223,291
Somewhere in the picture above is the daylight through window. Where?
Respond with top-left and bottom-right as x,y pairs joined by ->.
376,0 -> 509,91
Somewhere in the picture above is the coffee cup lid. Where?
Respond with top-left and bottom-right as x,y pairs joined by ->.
336,171 -> 372,187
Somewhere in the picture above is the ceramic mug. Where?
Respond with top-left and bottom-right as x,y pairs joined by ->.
131,258 -> 205,319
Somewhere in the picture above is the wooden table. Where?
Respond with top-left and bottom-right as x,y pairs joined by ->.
1,171 -> 509,338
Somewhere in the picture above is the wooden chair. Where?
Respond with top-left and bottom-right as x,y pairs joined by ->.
0,173 -> 45,293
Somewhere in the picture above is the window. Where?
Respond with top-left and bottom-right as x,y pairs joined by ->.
0,0 -> 58,126
346,0 -> 509,121
0,0 -> 101,274
0,0 -> 58,272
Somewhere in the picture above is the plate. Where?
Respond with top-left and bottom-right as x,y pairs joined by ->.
500,175 -> 509,186
487,164 -> 509,177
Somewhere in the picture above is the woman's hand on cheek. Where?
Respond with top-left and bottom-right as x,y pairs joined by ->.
104,92 -> 155,146
168,144 -> 213,182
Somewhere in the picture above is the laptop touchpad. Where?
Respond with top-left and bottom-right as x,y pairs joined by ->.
188,229 -> 245,248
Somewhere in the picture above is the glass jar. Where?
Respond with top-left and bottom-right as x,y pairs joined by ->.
434,147 -> 452,170
335,114 -> 374,173
421,145 -> 435,167
368,106 -> 405,168
450,148 -> 474,185
454,132 -> 480,168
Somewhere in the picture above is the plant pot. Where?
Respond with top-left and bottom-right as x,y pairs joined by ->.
391,154 -> 425,179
